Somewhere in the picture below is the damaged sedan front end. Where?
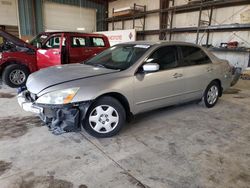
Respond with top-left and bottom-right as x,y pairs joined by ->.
16,62 -> 121,135
17,88 -> 91,135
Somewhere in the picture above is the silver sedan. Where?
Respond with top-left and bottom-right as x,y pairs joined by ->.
18,41 -> 233,137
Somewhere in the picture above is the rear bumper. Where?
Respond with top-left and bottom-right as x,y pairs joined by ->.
17,91 -> 91,134
231,67 -> 242,86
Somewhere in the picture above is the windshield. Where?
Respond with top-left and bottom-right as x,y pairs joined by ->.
85,44 -> 151,70
30,34 -> 49,47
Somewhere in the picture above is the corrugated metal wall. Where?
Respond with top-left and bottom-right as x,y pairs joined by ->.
18,0 -> 106,36
18,0 -> 37,36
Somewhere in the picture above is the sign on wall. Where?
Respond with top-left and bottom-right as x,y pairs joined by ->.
96,29 -> 136,46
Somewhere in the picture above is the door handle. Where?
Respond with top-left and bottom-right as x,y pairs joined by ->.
173,73 -> 183,78
53,51 -> 60,55
85,49 -> 92,52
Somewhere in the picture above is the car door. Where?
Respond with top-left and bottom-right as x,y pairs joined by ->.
178,45 -> 213,101
37,34 -> 64,69
133,45 -> 185,114
68,35 -> 93,64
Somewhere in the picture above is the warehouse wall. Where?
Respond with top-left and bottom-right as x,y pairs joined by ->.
171,4 -> 250,46
173,5 -> 250,27
108,0 -> 160,32
18,0 -> 107,38
0,0 -> 18,26
171,31 -> 250,47
43,2 -> 96,32
0,0 -> 19,37
108,0 -> 250,47
47,0 -> 106,31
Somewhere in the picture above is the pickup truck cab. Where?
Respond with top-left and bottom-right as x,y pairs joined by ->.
0,30 -> 110,88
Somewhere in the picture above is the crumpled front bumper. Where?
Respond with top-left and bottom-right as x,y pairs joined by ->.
17,91 -> 91,135
17,93 -> 43,114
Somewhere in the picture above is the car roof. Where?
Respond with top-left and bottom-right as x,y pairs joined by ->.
119,40 -> 202,47
39,31 -> 106,37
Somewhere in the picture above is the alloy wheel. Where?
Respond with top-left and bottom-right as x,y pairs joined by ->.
9,69 -> 26,85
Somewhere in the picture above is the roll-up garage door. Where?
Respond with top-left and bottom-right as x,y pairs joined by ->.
43,2 -> 96,33
0,0 -> 19,37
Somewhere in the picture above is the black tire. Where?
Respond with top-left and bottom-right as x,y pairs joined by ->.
203,81 -> 220,108
84,96 -> 126,138
2,64 -> 30,88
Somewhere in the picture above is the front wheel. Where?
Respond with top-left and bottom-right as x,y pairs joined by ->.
203,81 -> 220,108
2,64 -> 30,88
84,96 -> 126,138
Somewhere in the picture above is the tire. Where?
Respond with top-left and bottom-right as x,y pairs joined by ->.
203,81 -> 220,108
2,64 -> 30,88
84,96 -> 126,138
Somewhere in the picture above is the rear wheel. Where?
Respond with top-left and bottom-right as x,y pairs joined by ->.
84,96 -> 126,138
2,64 -> 30,88
203,81 -> 220,108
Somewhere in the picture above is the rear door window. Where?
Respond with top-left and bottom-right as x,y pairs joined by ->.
179,46 -> 211,66
71,37 -> 86,47
146,46 -> 178,71
89,37 -> 105,47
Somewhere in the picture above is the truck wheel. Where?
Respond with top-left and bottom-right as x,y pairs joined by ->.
2,64 -> 30,88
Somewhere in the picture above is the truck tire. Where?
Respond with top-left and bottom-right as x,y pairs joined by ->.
2,64 -> 30,88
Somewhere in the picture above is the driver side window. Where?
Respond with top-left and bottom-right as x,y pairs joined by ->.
146,46 -> 178,71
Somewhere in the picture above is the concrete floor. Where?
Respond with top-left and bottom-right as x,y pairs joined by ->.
0,80 -> 249,188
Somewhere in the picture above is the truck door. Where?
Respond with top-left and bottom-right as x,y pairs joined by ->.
69,35 -> 94,64
37,34 -> 64,69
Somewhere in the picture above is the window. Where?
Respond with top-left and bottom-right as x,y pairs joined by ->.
146,46 -> 178,70
179,46 -> 211,66
71,37 -> 86,47
44,36 -> 65,49
30,34 -> 48,47
90,37 -> 105,47
85,44 -> 150,70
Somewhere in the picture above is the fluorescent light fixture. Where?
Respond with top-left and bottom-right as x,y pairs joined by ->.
77,28 -> 85,31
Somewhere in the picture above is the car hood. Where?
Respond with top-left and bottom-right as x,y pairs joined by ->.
0,29 -> 35,50
26,64 -> 119,94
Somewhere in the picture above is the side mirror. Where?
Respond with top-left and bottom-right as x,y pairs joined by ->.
36,42 -> 42,48
143,63 -> 159,72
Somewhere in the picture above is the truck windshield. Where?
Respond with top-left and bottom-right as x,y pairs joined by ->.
30,34 -> 49,47
85,44 -> 151,70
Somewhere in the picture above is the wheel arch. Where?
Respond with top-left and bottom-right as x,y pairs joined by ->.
1,60 -> 30,74
95,92 -> 132,121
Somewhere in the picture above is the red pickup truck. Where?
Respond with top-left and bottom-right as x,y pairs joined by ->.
0,30 -> 110,87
